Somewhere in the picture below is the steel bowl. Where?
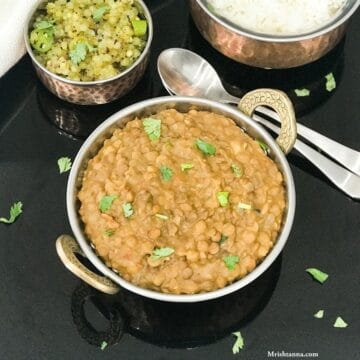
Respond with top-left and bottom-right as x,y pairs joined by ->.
24,0 -> 153,105
56,96 -> 296,303
189,0 -> 360,69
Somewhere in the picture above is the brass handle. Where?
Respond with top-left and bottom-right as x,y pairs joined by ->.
238,89 -> 297,154
56,234 -> 120,295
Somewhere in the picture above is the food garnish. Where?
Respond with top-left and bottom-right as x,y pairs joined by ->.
231,164 -> 243,177
70,43 -> 92,65
232,331 -> 244,354
217,192 -> 229,207
295,88 -> 310,97
0,202 -> 23,224
237,202 -> 252,210
181,163 -> 194,171
224,255 -> 239,270
143,118 -> 161,141
122,202 -> 134,218
219,234 -> 228,245
255,140 -> 269,154
195,139 -> 216,156
151,247 -> 175,260
314,310 -> 324,319
30,20 -> 54,53
333,317 -> 348,328
155,213 -> 169,220
99,195 -> 118,213
93,5 -> 110,22
100,341 -> 108,350
131,19 -> 147,36
104,229 -> 115,237
325,73 -> 336,92
57,157 -> 72,173
306,268 -> 328,284
160,165 -> 173,182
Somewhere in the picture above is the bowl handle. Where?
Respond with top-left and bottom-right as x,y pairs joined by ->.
238,89 -> 297,154
56,234 -> 120,295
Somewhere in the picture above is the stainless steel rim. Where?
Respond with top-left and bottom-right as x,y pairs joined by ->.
66,96 -> 296,303
23,0 -> 153,86
195,0 -> 360,42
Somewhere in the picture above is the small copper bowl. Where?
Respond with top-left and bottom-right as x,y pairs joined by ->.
189,0 -> 360,69
24,0 -> 153,105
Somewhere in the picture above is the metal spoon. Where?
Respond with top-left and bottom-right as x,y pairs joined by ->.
157,48 -> 360,199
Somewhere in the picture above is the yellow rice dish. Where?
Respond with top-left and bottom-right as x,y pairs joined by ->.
29,0 -> 148,81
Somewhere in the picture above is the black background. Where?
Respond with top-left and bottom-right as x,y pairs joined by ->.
0,1 -> 359,359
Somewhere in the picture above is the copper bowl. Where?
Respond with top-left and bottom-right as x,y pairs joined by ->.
24,0 -> 153,105
189,0 -> 360,69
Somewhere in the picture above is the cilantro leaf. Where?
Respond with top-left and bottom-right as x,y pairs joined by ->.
195,139 -> 216,156
314,310 -> 324,319
306,268 -> 328,284
295,88 -> 310,97
69,43 -> 89,65
0,202 -> 23,224
155,213 -> 168,220
255,140 -> 270,154
131,19 -> 147,36
57,157 -> 72,174
231,164 -> 242,177
217,192 -> 229,207
100,341 -> 108,350
232,331 -> 244,354
333,317 -> 348,328
151,247 -> 174,260
219,234 -> 228,245
224,255 -> 239,270
99,195 -> 118,213
160,165 -> 173,182
181,163 -> 194,171
104,229 -> 115,237
122,202 -> 134,218
325,73 -> 336,92
143,118 -> 161,141
93,6 -> 110,22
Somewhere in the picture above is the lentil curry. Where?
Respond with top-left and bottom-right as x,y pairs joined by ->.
78,109 -> 286,294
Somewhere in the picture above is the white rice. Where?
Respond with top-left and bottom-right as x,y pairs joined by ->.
207,0 -> 347,35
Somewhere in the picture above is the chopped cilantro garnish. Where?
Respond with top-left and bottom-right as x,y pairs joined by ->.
143,118 -> 161,141
93,6 -> 110,22
256,140 -> 270,154
100,341 -> 108,350
181,163 -> 194,171
99,195 -> 118,213
70,43 -> 91,65
232,331 -> 244,354
34,20 -> 54,30
104,229 -> 115,237
231,164 -> 242,177
314,310 -> 324,319
217,192 -> 229,207
57,157 -> 72,174
151,247 -> 174,260
0,202 -> 23,224
306,268 -> 328,284
333,317 -> 348,328
224,255 -> 239,270
219,234 -> 228,245
160,165 -> 173,182
195,139 -> 216,156
131,19 -> 147,36
237,202 -> 252,210
325,73 -> 336,92
122,202 -> 133,218
295,88 -> 310,97
155,213 -> 168,220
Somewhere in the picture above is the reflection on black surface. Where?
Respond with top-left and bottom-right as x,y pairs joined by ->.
71,256 -> 281,349
36,68 -> 153,139
186,18 -> 345,117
